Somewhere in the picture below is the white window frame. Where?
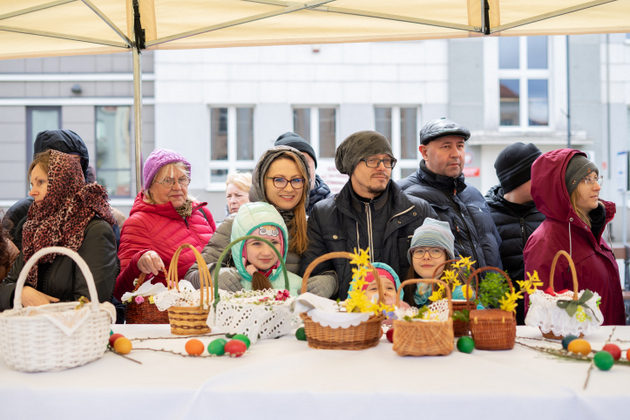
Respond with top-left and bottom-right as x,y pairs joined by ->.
207,105 -> 255,191
374,105 -> 421,181
292,106 -> 339,160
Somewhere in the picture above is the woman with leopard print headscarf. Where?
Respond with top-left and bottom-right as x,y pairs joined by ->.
0,150 -> 118,310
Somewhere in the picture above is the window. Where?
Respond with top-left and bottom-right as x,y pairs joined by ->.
95,106 -> 132,197
209,106 -> 254,186
498,36 -> 549,128
292,107 -> 337,158
374,106 -> 420,179
26,106 -> 61,164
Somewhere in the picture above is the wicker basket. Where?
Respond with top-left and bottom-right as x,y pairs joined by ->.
466,266 -> 516,350
393,278 -> 454,356
166,244 -> 213,335
539,250 -> 585,340
0,246 -> 114,372
300,251 -> 385,350
431,259 -> 471,337
125,271 -> 170,324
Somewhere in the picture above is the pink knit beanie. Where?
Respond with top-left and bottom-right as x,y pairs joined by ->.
143,148 -> 191,190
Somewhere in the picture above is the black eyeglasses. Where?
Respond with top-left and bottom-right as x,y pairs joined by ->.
361,157 -> 397,169
267,176 -> 305,189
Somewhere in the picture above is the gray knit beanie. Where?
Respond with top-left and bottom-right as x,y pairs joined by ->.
565,154 -> 598,196
408,218 -> 455,263
335,130 -> 393,175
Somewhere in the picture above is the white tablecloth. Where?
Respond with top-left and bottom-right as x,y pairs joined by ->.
1,325 -> 629,420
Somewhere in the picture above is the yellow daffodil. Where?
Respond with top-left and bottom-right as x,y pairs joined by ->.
517,271 -> 544,295
498,289 -> 523,314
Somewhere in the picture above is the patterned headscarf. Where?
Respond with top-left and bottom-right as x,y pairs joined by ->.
22,150 -> 115,287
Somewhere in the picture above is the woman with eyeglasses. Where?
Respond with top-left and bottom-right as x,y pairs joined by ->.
185,146 -> 320,293
402,218 -> 456,308
113,149 -> 216,302
524,149 -> 625,325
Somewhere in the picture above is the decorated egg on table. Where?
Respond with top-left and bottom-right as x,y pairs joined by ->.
232,334 -> 251,349
109,333 -> 124,347
593,351 -> 614,371
567,338 -> 591,356
385,328 -> 394,343
457,336 -> 474,353
561,335 -> 578,350
602,343 -> 621,361
295,327 -> 307,341
208,338 -> 227,356
185,339 -> 205,356
113,337 -> 132,354
224,339 -> 247,357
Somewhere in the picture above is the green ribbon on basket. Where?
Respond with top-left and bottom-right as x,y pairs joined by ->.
212,235 -> 290,309
556,289 -> 600,322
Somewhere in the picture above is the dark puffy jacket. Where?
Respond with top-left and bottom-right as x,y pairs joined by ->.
1,197 -> 33,250
399,161 -> 502,269
0,218 -> 119,310
485,184 -> 545,324
300,180 -> 437,299
307,174 -> 331,216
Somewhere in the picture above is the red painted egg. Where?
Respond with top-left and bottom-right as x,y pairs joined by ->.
386,328 -> 394,343
109,333 -> 124,347
224,339 -> 247,357
602,343 -> 621,361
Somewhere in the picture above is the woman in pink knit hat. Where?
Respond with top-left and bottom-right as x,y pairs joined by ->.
114,149 -> 216,302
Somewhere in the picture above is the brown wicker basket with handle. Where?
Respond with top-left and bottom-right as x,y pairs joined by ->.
430,259 -> 471,337
125,271 -> 170,324
393,278 -> 454,356
166,244 -> 213,335
300,251 -> 385,350
466,266 -> 516,350
541,250 -> 582,340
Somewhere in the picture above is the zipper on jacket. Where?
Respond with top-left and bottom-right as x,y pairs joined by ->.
388,205 -> 415,223
364,202 -> 374,263
520,217 -> 527,246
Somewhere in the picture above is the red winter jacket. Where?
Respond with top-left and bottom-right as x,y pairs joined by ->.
114,192 -> 215,300
524,149 -> 625,325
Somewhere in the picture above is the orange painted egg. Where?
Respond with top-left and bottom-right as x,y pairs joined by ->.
113,337 -> 132,354
567,338 -> 591,356
185,339 -> 205,356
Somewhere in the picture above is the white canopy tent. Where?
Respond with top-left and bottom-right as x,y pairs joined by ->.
2,0 -> 630,189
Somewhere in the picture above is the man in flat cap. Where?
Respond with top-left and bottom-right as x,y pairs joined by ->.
399,118 -> 502,269
485,142 -> 545,323
300,130 -> 436,299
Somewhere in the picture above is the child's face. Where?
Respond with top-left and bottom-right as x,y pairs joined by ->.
365,280 -> 397,306
411,247 -> 447,279
245,228 -> 282,271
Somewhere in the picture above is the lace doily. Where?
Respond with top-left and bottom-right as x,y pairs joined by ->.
209,289 -> 298,343
153,280 -> 205,311
120,281 -> 168,303
525,289 -> 603,337
395,298 -> 450,323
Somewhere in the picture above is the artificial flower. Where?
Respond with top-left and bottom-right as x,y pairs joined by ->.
134,295 -> 145,304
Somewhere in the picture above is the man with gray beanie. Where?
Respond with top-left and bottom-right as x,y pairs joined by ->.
399,117 -> 502,270
300,130 -> 436,299
485,142 -> 545,324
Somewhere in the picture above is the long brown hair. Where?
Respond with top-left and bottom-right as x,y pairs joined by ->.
266,153 -> 309,255
570,188 -> 592,228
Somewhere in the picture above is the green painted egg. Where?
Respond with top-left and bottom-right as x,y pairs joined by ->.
207,338 -> 227,356
561,334 -> 578,350
593,351 -> 614,371
457,336 -> 474,353
295,327 -> 307,341
232,334 -> 251,349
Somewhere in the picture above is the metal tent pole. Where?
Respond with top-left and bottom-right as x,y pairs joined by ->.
133,46 -> 142,194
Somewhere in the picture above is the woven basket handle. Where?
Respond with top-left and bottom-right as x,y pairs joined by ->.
300,251 -> 384,304
398,278 -> 453,316
212,235 -> 290,306
465,266 -> 514,311
132,269 -> 168,293
549,250 -> 579,301
167,244 -> 213,309
13,246 -> 100,311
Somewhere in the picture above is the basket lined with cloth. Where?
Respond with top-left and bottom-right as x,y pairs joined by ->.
0,246 -> 115,372
152,243 -> 213,335
208,235 -> 298,344
525,250 -> 603,340
297,251 -> 385,350
122,271 -> 169,324
393,278 -> 454,356
466,266 -> 516,350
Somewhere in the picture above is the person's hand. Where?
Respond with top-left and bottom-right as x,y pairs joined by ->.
245,264 -> 257,276
137,250 -> 165,276
21,286 -> 59,307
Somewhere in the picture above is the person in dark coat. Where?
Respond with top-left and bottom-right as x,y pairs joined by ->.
524,148 -> 625,325
399,117 -> 502,269
300,130 -> 436,299
0,150 -> 118,310
274,132 -> 331,216
2,129 -> 90,251
485,142 -> 545,324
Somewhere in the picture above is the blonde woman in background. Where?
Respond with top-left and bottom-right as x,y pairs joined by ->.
225,172 -> 252,216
